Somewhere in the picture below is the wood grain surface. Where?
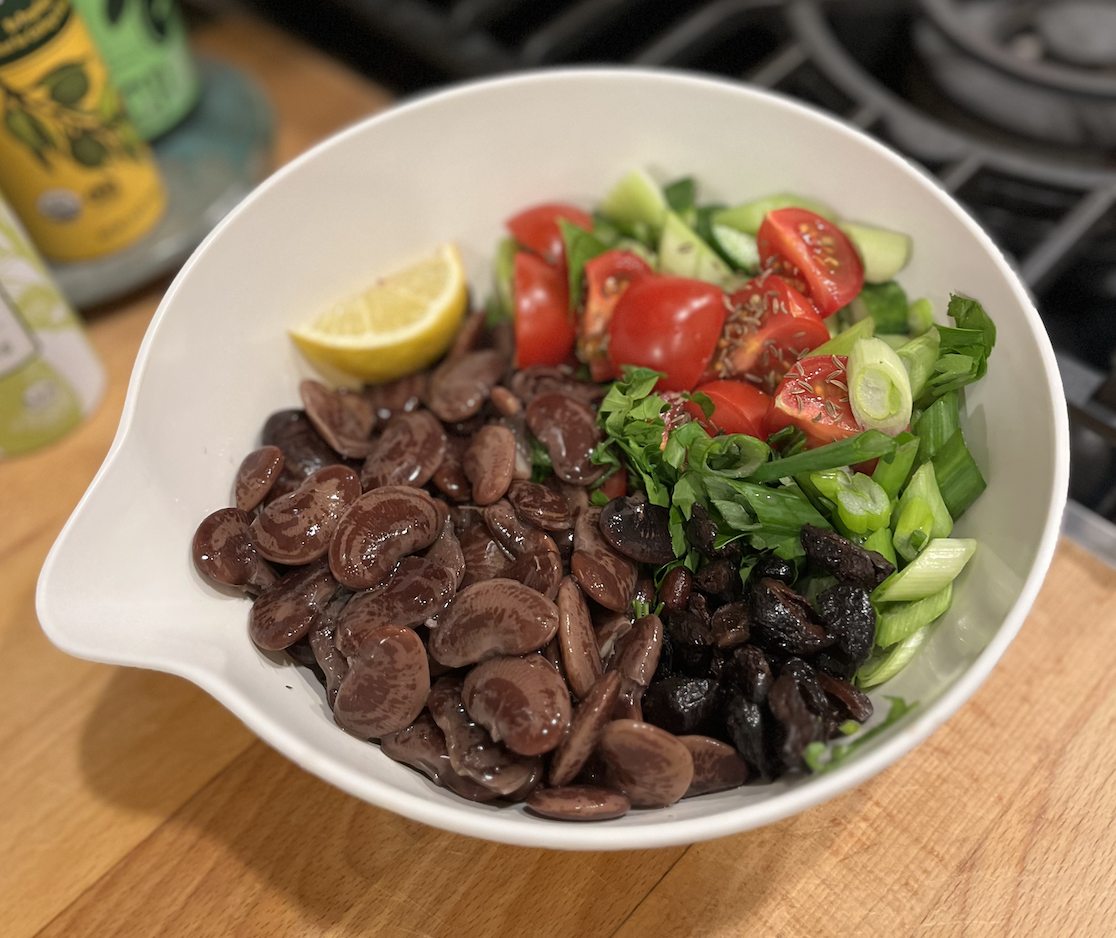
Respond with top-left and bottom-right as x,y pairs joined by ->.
3,15 -> 1114,938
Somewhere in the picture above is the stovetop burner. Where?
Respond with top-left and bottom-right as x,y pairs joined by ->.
237,0 -> 1116,562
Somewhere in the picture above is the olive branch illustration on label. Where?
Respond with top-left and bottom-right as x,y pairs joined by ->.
1,60 -> 142,169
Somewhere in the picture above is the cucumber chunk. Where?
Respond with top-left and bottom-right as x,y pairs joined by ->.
841,222 -> 913,284
710,223 -> 759,273
600,169 -> 668,233
714,193 -> 837,236
658,211 -> 737,288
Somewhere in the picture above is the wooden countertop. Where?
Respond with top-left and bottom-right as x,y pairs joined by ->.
3,15 -> 1115,938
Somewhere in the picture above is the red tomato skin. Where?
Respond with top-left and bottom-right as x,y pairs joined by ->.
598,468 -> 628,500
507,203 -> 594,268
579,249 -> 653,382
607,275 -> 727,392
706,272 -> 831,393
757,208 -> 864,316
513,251 -> 576,368
769,354 -> 862,448
687,380 -> 773,439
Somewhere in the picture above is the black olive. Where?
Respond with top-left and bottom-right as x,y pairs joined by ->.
599,494 -> 675,564
816,583 -> 877,667
780,658 -> 839,735
752,554 -> 795,584
694,557 -> 738,599
750,577 -> 835,657
685,504 -> 719,558
800,524 -> 894,589
721,644 -> 772,704
710,601 -> 751,649
816,670 -> 874,723
658,566 -> 692,614
642,676 -> 720,735
766,671 -> 824,773
723,693 -> 774,781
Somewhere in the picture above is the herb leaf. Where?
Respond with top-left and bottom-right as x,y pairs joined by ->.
803,696 -> 918,773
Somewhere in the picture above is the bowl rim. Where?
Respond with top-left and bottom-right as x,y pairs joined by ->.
38,64 -> 1070,850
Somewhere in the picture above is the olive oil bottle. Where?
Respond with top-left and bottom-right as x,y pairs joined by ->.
0,189 -> 104,456
0,0 -> 166,262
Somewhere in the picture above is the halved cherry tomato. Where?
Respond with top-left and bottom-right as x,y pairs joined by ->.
597,467 -> 628,500
607,275 -> 727,392
686,380 -> 773,439
506,202 -> 594,268
757,208 -> 863,317
705,272 -> 830,394
768,354 -> 862,448
513,251 -> 575,368
579,249 -> 653,382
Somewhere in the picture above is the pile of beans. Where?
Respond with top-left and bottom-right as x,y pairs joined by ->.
192,313 -> 883,820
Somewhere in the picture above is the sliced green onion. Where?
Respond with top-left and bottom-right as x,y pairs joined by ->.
810,468 -> 891,534
878,334 -> 910,351
747,430 -> 897,484
892,495 -> 934,562
913,389 -> 959,463
875,583 -> 953,648
871,431 -> 919,500
901,461 -> 953,538
897,328 -> 941,401
847,337 -> 913,435
861,526 -> 898,568
931,428 -> 988,519
857,626 -> 932,688
908,297 -> 935,336
873,537 -> 977,602
808,316 -> 875,358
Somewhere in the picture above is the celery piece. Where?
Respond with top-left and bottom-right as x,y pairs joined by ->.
878,334 -> 910,351
748,430 -> 898,484
873,537 -> 977,602
908,297 -> 935,336
913,389 -> 959,463
862,526 -> 898,568
875,583 -> 953,648
872,431 -> 919,499
851,281 -> 910,334
857,626 -> 931,688
847,337 -> 913,435
808,316 -> 875,358
931,428 -> 988,519
713,193 -> 837,236
600,169 -> 668,233
897,328 -> 941,401
810,469 -> 891,534
658,211 -> 737,288
901,461 -> 953,538
892,495 -> 934,562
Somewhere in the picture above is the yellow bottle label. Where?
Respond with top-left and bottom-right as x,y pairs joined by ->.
0,1 -> 166,262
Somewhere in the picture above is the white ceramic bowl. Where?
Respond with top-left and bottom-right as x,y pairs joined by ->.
38,69 -> 1068,850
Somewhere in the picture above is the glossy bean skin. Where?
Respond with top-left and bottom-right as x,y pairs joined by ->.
360,410 -> 446,490
458,521 -> 515,587
571,508 -> 637,612
463,424 -> 516,505
462,654 -> 571,756
556,576 -> 602,699
300,379 -> 377,458
658,566 -> 692,614
335,556 -> 457,656
308,591 -> 351,707
525,392 -> 605,486
448,309 -> 487,359
193,507 -> 277,593
526,786 -> 630,821
594,614 -> 632,664
599,495 -> 675,565
426,349 -> 506,423
428,578 -> 559,667
261,409 -> 342,492
424,515 -> 466,591
428,676 -> 541,795
549,670 -> 621,786
678,735 -> 749,797
333,625 -> 429,739
251,465 -> 362,564
610,614 -> 663,687
234,446 -> 284,512
380,712 -> 499,802
507,480 -> 574,531
482,500 -> 558,559
248,558 -> 338,650
431,435 -> 471,502
490,385 -> 522,415
329,486 -> 440,590
597,719 -> 695,808
364,373 -> 427,423
510,366 -> 605,407
506,549 -> 563,600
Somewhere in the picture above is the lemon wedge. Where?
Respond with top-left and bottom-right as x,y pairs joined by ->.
290,243 -> 468,383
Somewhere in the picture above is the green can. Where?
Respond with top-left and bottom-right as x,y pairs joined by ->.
71,0 -> 199,140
